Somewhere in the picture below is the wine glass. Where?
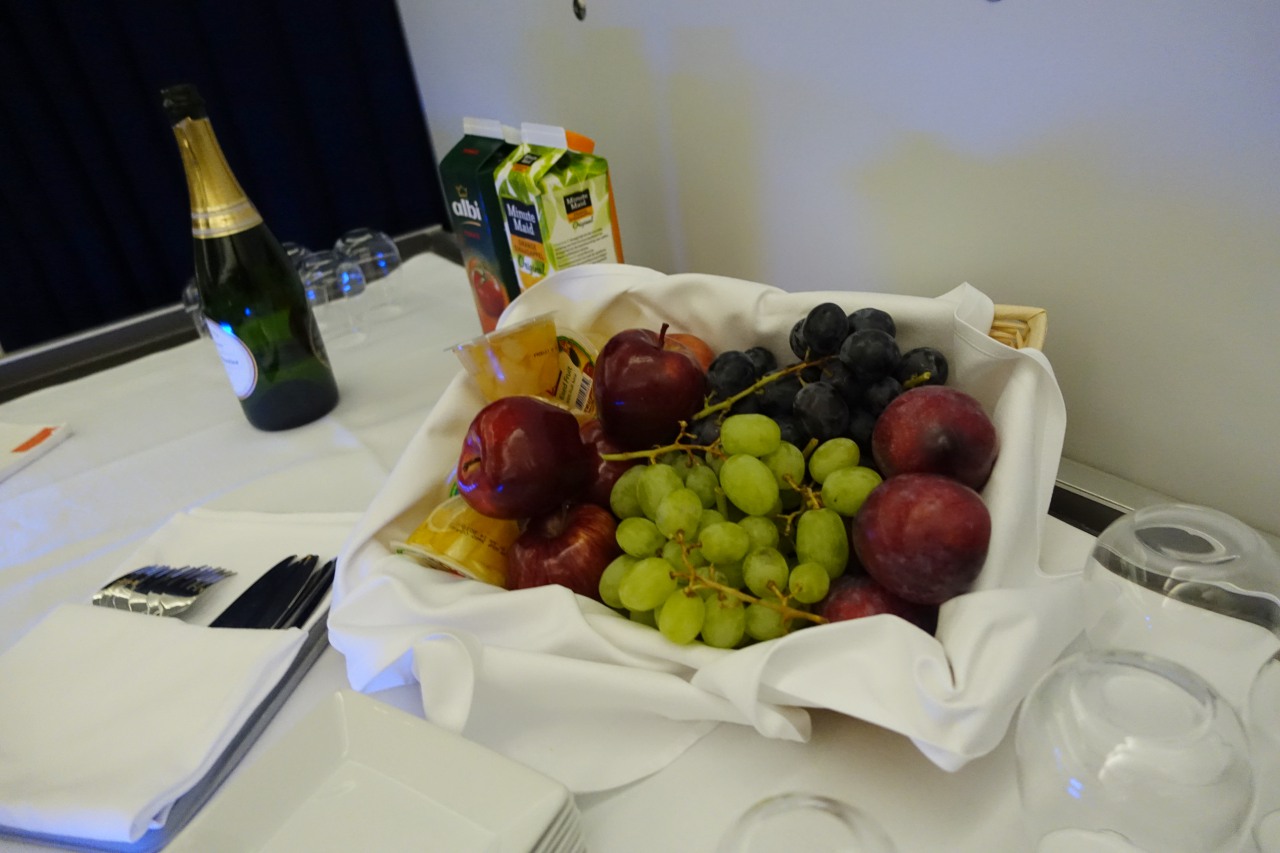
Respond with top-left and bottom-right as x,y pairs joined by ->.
297,249 -> 367,349
717,792 -> 897,853
181,277 -> 208,338
1248,659 -> 1280,852
281,241 -> 310,272
334,227 -> 402,319
1081,503 -> 1280,707
1014,649 -> 1255,853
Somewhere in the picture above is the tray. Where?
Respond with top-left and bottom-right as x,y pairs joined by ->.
167,691 -> 580,853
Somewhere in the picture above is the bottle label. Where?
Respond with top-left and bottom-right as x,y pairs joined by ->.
205,318 -> 258,399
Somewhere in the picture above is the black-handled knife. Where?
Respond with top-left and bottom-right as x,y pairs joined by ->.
272,558 -> 336,629
209,555 -> 318,629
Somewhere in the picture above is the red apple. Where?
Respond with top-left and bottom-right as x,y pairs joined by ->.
871,386 -> 998,491
507,502 -> 622,600
579,418 -> 640,508
593,324 -> 709,450
456,396 -> 590,519
852,473 -> 991,605
667,332 -> 716,372
818,573 -> 937,633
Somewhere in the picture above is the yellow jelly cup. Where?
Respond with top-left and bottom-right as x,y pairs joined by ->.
451,313 -> 560,403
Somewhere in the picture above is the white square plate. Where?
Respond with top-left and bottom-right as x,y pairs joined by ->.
169,691 -> 571,853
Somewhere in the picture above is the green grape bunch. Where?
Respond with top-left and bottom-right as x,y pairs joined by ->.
595,301 -> 953,648
600,423 -> 884,648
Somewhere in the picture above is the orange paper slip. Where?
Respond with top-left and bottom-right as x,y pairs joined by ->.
0,422 -> 70,484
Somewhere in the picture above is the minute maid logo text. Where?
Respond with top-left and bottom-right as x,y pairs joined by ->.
451,188 -> 482,224
503,198 -> 541,242
562,189 -> 594,227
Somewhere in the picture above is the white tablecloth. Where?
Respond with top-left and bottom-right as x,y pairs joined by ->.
0,252 -> 1095,852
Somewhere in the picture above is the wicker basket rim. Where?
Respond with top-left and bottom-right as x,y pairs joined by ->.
990,304 -> 1047,350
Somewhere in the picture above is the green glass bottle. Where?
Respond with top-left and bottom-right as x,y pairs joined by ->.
162,84 -> 338,431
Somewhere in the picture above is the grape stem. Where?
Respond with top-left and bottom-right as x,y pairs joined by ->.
600,355 -> 831,464
902,370 -> 932,390
670,533 -> 827,627
782,474 -> 824,511
599,438 -> 718,463
692,356 -> 831,421
600,421 -> 726,463
776,510 -> 801,539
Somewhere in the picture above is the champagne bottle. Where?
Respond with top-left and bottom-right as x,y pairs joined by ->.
162,84 -> 339,431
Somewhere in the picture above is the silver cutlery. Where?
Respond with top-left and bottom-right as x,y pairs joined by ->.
92,564 -> 235,617
274,558 -> 337,629
93,554 -> 337,629
209,554 -> 318,630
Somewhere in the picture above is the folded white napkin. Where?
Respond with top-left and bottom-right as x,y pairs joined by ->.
0,507 -> 362,844
123,508 -> 363,628
0,422 -> 69,484
0,603 -> 304,843
329,264 -> 1078,790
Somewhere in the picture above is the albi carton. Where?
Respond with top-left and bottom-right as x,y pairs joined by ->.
438,117 -> 522,332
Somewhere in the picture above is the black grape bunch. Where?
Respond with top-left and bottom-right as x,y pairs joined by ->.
691,302 -> 951,456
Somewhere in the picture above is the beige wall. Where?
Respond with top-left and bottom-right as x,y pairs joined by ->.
397,1 -> 1280,536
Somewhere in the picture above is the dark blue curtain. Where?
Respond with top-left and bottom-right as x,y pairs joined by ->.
0,0 -> 445,352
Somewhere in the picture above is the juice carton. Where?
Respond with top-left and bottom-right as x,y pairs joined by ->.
494,123 -> 623,294
438,117 -> 522,332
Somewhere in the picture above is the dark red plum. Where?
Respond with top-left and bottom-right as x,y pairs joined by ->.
872,386 -> 998,491
852,473 -> 991,605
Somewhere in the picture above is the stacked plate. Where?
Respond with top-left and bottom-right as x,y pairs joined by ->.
170,691 -> 584,852
529,798 -> 587,853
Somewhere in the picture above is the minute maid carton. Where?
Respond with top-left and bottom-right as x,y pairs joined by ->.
494,123 -> 624,294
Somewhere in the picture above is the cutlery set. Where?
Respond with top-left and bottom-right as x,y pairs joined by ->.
2,554 -> 341,853
94,555 -> 336,630
92,565 -> 234,617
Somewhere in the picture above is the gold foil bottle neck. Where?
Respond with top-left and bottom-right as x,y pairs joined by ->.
171,117 -> 263,239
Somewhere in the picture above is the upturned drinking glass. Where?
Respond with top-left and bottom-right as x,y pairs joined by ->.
297,249 -> 367,349
1014,649 -> 1254,853
718,792 -> 897,853
335,227 -> 402,319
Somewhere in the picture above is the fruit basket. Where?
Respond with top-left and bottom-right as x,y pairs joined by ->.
329,264 -> 1079,791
